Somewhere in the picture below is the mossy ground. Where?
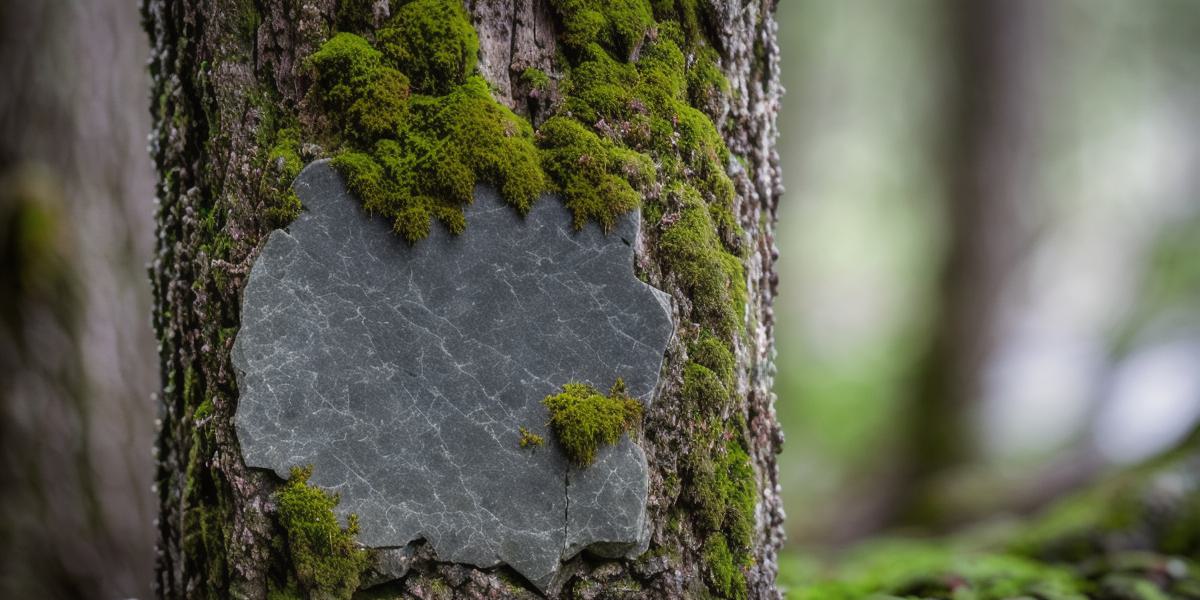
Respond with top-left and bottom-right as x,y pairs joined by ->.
542,380 -> 643,467
785,454 -> 1200,600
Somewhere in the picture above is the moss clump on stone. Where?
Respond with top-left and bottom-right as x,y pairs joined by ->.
543,380 -> 643,467
518,426 -> 545,449
309,2 -> 544,243
275,466 -> 370,600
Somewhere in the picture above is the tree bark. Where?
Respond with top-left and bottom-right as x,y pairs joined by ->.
144,0 -> 783,598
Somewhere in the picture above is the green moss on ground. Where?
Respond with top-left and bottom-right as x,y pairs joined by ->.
276,466 -> 370,600
791,542 -> 1090,600
789,453 -> 1200,599
542,380 -> 643,467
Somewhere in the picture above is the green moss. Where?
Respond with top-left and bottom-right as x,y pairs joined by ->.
542,380 -> 643,467
335,0 -> 376,33
300,9 -> 757,595
693,439 -> 755,545
683,362 -> 726,410
193,398 -> 214,421
518,426 -> 544,448
521,67 -> 551,90
690,331 -> 734,385
791,541 -> 1089,600
309,33 -> 410,145
721,442 -> 757,551
331,77 -> 544,241
264,126 -> 303,226
311,17 -> 544,242
237,0 -> 262,45
378,0 -> 479,95
687,46 -> 728,118
660,190 -> 745,336
307,0 -> 740,267
703,535 -> 747,600
266,587 -> 303,600
552,0 -> 654,58
537,116 -> 651,231
651,0 -> 707,44
1006,460 -> 1200,565
791,450 -> 1200,599
275,466 -> 370,600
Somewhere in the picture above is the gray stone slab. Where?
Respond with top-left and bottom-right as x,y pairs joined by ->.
231,160 -> 673,590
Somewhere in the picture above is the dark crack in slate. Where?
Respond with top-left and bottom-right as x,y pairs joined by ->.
231,160 -> 674,590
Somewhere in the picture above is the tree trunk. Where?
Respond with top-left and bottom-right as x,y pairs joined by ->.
899,0 -> 1043,521
144,0 -> 783,598
0,1 -> 157,598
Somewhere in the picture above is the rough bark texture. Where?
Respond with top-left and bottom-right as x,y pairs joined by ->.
144,0 -> 782,597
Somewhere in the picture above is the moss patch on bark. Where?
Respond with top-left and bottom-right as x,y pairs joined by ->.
309,6 -> 545,243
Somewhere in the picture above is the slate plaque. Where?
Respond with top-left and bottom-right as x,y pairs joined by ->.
232,160 -> 674,590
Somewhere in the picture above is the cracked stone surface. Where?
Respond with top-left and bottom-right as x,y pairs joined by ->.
231,160 -> 674,590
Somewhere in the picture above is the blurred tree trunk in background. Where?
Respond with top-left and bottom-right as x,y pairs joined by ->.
0,2 -> 158,599
899,0 -> 1044,522
144,0 -> 784,598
